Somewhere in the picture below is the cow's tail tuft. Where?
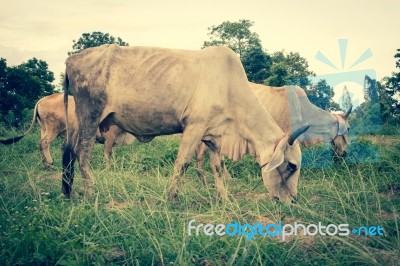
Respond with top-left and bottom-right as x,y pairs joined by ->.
64,69 -> 70,144
0,135 -> 25,145
62,69 -> 74,197
62,141 -> 74,197
0,97 -> 42,145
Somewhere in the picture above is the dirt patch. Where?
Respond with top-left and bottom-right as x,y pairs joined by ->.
377,210 -> 397,220
103,247 -> 126,262
104,200 -> 140,211
359,135 -> 400,146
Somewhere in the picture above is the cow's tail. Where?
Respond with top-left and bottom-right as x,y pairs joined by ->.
0,97 -> 43,145
62,69 -> 74,196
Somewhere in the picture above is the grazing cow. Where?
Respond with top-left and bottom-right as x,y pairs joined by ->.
196,82 -> 352,182
62,44 -> 309,203
0,93 -> 135,167
249,82 -> 351,155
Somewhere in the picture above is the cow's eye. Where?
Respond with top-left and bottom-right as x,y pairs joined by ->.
287,162 -> 297,172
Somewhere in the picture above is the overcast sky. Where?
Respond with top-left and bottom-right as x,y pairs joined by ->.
1,0 -> 399,87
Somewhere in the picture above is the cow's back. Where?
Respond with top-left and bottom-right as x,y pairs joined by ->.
249,82 -> 336,145
249,82 -> 293,132
66,45 -> 248,137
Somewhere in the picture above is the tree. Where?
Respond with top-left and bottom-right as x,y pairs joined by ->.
352,75 -> 384,132
395,48 -> 400,69
0,58 -> 55,127
339,86 -> 352,112
68,31 -> 129,55
265,51 -> 315,87
377,81 -> 393,123
379,49 -> 400,120
241,46 -> 272,83
264,62 -> 288,87
364,75 -> 379,103
383,72 -> 400,118
306,79 -> 339,110
0,58 -> 6,92
18,58 -> 55,96
202,19 -> 262,59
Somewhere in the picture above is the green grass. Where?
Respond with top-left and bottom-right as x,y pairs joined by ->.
0,129 -> 399,265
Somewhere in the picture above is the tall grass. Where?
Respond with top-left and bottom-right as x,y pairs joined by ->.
0,129 -> 399,265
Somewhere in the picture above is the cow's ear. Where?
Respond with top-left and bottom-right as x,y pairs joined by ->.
263,143 -> 285,173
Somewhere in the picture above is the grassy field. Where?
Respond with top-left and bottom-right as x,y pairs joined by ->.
0,127 -> 399,265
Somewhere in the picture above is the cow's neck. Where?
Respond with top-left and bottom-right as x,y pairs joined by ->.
231,88 -> 285,167
294,96 -> 337,144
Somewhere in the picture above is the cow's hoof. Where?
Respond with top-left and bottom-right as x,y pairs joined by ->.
217,192 -> 229,203
84,185 -> 94,198
43,162 -> 54,170
167,188 -> 178,202
223,173 -> 233,181
61,187 -> 72,198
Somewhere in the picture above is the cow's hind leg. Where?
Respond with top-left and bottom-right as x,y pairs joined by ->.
39,125 -> 59,168
168,124 -> 206,201
75,128 -> 98,196
103,126 -> 118,166
71,90 -> 107,197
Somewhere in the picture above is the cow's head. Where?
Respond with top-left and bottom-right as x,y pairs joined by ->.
261,125 -> 310,204
331,106 -> 352,157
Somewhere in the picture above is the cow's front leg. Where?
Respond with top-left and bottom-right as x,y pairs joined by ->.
168,124 -> 206,201
195,142 -> 208,186
209,150 -> 228,202
221,157 -> 232,181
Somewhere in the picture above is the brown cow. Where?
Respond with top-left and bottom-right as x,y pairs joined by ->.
0,93 -> 135,167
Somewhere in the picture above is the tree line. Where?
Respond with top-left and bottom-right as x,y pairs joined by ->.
0,24 -> 399,130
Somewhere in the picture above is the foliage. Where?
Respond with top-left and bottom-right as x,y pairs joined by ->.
263,62 -> 288,87
241,46 -> 272,83
68,31 -> 129,55
381,49 -> 400,119
265,51 -> 315,88
202,19 -> 262,59
0,58 -> 55,127
339,86 -> 352,112
395,48 -> 400,68
353,52 -> 400,130
364,75 -> 379,103
383,72 -> 400,118
202,20 -> 317,92
377,81 -> 393,123
305,79 -> 340,111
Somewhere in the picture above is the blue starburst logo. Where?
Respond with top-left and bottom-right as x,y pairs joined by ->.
315,39 -> 373,70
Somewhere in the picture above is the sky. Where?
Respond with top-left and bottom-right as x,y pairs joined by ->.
1,0 -> 399,93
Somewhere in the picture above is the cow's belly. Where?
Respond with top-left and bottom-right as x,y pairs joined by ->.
111,104 -> 183,136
